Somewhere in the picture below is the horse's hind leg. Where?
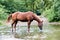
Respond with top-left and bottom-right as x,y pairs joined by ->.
11,21 -> 15,32
14,21 -> 17,32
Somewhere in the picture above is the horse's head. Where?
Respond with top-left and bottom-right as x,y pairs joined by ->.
38,20 -> 43,31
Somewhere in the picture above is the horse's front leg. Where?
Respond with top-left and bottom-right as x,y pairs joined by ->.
28,21 -> 31,32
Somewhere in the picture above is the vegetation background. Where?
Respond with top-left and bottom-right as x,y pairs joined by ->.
0,0 -> 60,22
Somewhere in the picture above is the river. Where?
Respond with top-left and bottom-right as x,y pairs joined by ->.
0,17 -> 60,40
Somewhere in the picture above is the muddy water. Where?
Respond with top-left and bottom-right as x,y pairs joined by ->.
0,24 -> 60,40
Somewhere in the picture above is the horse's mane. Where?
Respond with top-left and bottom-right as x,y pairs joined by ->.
33,13 -> 42,23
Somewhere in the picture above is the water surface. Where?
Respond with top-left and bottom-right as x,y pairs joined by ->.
0,24 -> 60,40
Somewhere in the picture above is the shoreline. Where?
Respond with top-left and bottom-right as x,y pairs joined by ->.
49,22 -> 60,25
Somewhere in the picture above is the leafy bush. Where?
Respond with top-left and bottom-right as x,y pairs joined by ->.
43,6 -> 55,22
43,0 -> 60,22
53,0 -> 60,22
0,0 -> 60,22
0,4 -> 8,20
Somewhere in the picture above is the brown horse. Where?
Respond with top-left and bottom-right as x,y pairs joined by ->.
7,11 -> 43,32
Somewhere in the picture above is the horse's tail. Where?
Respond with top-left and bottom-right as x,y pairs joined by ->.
7,14 -> 12,22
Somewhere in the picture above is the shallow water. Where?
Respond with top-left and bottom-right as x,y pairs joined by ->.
0,24 -> 60,40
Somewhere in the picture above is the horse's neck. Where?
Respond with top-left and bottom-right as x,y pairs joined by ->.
33,14 -> 41,23
35,17 -> 41,23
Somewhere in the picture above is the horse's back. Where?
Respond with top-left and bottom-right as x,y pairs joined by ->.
17,12 -> 34,20
11,11 -> 35,22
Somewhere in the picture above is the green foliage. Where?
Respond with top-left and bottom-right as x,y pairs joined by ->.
0,0 -> 60,22
43,0 -> 60,22
43,6 -> 55,22
0,0 -> 43,13
0,4 -> 8,20
54,0 -> 60,21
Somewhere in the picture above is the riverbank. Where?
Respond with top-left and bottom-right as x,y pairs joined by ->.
0,20 -> 6,26
49,22 -> 60,25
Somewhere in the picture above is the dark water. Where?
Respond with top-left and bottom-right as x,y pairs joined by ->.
0,24 -> 60,40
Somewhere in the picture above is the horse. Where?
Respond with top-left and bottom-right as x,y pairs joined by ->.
7,11 -> 43,32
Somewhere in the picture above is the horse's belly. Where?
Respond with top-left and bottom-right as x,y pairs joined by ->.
20,20 -> 28,22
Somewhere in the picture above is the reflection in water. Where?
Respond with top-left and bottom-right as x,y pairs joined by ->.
12,31 -> 47,40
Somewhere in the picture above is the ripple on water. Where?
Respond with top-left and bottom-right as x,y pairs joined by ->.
1,35 -> 24,40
